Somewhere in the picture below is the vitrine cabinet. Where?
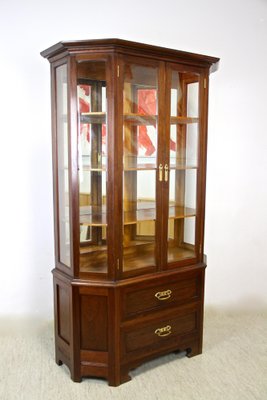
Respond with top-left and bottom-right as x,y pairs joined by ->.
41,39 -> 219,386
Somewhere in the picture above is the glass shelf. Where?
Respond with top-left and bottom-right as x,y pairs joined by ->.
81,166 -> 107,172
123,156 -> 157,170
79,204 -> 196,227
80,244 -> 107,255
124,164 -> 157,171
80,206 -> 107,227
80,155 -> 107,172
169,165 -> 198,170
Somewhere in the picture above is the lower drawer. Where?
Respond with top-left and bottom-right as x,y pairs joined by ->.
121,304 -> 200,361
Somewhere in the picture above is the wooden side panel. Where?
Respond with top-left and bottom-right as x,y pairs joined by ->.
80,295 -> 108,351
57,284 -> 70,344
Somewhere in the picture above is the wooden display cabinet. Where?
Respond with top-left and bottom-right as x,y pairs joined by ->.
41,39 -> 219,386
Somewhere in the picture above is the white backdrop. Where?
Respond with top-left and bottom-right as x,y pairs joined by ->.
0,0 -> 266,318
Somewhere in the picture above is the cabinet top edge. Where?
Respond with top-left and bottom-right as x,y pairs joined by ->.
40,38 -> 220,71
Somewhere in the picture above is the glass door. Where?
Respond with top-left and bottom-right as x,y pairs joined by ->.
166,66 -> 200,265
77,61 -> 108,274
122,60 -> 161,274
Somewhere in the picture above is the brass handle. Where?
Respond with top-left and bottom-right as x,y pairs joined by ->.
159,164 -> 163,181
155,289 -> 172,301
155,325 -> 172,337
164,164 -> 169,182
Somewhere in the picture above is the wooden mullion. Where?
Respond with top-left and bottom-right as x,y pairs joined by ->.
115,54 -> 124,279
158,61 -> 168,269
106,53 -> 118,280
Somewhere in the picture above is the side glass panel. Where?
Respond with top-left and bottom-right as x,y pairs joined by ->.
56,64 -> 70,267
123,63 -> 158,273
77,61 -> 108,273
168,70 -> 199,263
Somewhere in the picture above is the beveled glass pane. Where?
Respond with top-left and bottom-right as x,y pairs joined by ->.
77,61 -> 108,273
56,64 -> 70,267
168,70 -> 199,263
123,63 -> 158,273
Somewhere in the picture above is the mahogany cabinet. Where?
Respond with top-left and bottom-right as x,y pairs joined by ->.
41,39 -> 219,386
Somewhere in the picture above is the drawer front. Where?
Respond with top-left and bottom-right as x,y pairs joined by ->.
122,270 -> 203,319
121,304 -> 200,359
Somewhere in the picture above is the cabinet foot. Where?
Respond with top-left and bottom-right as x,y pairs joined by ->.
186,344 -> 202,358
71,374 -> 82,383
108,370 -> 131,387
120,371 -> 132,385
55,356 -> 63,366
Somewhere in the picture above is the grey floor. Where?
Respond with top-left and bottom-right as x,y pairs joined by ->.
0,308 -> 266,400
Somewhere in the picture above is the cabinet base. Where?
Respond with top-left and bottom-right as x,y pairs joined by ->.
53,265 -> 205,386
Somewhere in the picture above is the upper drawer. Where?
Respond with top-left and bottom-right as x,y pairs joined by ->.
121,269 -> 203,320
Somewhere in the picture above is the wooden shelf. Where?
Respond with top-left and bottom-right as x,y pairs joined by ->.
170,116 -> 199,124
124,113 -> 157,126
80,250 -> 108,273
80,204 -> 196,226
167,245 -> 195,262
123,113 -> 198,126
80,112 -> 106,124
168,206 -> 196,219
80,244 -> 107,254
124,208 -> 155,225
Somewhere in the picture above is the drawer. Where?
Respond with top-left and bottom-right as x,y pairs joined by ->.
121,304 -> 199,360
121,270 -> 203,319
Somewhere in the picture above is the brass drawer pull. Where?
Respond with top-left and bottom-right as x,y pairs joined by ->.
155,325 -> 172,337
155,289 -> 172,301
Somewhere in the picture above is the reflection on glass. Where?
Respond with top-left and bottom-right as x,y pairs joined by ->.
77,61 -> 108,273
123,64 -> 158,272
168,70 -> 199,263
56,64 -> 70,267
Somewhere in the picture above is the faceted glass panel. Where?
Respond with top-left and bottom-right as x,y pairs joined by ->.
56,64 -> 70,267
